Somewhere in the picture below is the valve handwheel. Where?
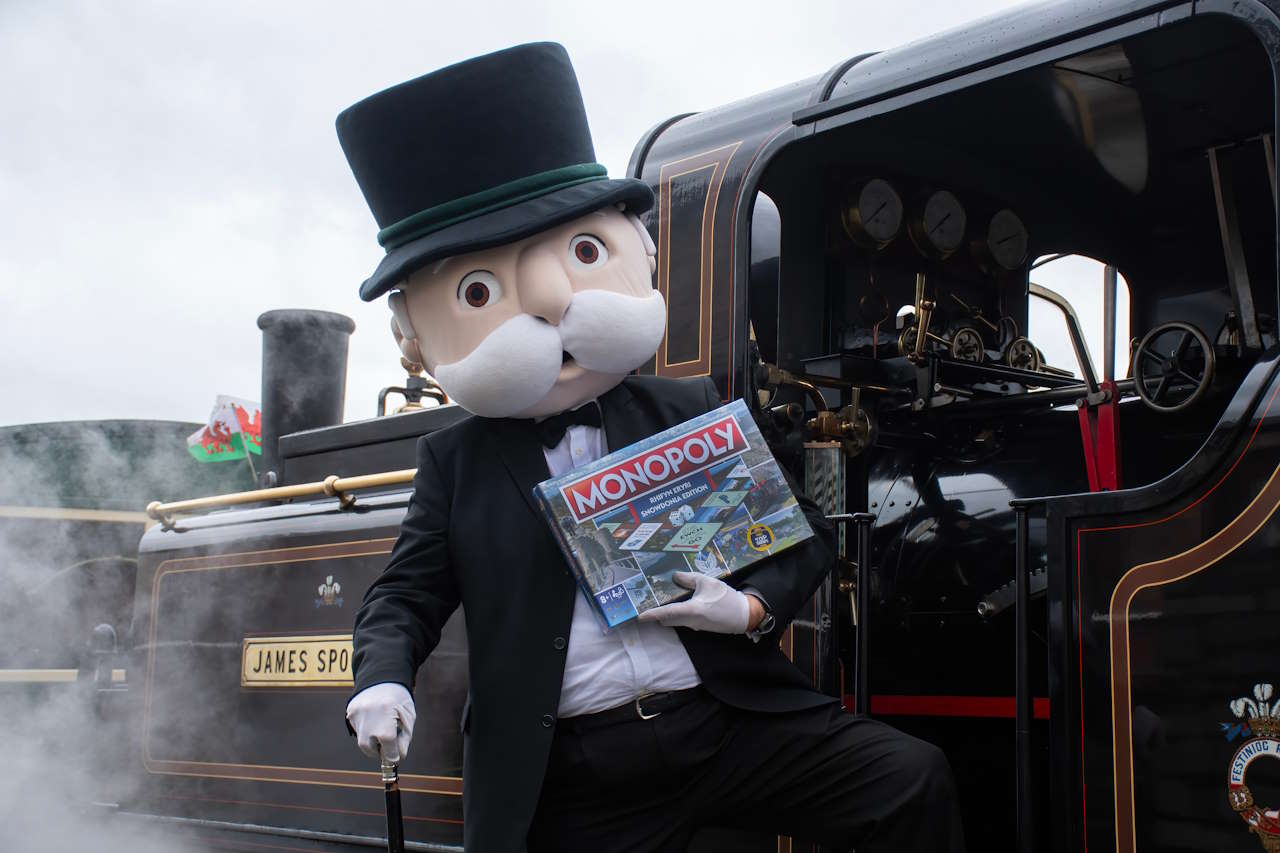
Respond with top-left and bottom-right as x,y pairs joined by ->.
1133,321 -> 1214,412
950,327 -> 984,363
897,326 -> 919,358
1005,337 -> 1041,372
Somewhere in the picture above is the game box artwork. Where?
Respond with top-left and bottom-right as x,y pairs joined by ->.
533,400 -> 814,628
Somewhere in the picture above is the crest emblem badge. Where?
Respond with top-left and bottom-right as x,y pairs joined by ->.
315,575 -> 344,608
1222,682 -> 1280,851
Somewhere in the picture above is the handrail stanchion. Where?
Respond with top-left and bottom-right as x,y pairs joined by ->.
854,512 -> 875,716
1013,502 -> 1033,853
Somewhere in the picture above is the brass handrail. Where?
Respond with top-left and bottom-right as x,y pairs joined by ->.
146,468 -> 416,530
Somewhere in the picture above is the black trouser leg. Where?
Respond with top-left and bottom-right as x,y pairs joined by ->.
527,695 -> 725,853
527,695 -> 965,853
699,704 -> 965,852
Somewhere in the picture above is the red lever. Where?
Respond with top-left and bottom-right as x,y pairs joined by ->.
1077,379 -> 1123,492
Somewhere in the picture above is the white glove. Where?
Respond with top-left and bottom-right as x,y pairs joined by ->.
637,572 -> 751,634
346,682 -> 416,762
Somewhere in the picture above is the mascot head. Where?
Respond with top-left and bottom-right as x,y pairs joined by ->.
337,43 -> 663,419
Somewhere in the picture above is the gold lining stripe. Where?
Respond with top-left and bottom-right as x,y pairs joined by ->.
1108,459 -> 1280,852
1102,377 -> 1280,852
142,538 -> 462,796
0,505 -> 150,524
655,141 -> 743,379
660,162 -> 717,368
0,669 -> 76,683
0,668 -> 126,683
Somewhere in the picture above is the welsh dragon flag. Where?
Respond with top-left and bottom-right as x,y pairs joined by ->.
186,396 -> 263,463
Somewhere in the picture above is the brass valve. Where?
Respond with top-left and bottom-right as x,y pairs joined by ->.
807,401 -> 873,456
755,360 -> 875,457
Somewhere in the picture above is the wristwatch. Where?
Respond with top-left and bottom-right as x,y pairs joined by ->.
745,608 -> 776,643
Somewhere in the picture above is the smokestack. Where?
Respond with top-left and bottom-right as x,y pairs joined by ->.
257,309 -> 356,486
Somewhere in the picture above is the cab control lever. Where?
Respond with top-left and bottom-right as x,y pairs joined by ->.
910,272 -> 934,365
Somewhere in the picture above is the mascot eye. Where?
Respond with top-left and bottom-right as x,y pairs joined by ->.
457,271 -> 502,309
569,234 -> 608,268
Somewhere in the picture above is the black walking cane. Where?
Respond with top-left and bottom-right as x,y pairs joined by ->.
380,740 -> 406,853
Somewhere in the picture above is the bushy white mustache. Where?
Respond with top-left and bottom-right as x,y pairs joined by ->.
433,290 -> 666,418
560,289 -> 667,373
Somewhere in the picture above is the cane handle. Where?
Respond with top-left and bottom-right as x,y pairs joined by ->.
378,719 -> 401,783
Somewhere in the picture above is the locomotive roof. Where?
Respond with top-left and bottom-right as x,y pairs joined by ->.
795,0 -> 1180,125
630,0 -> 1199,169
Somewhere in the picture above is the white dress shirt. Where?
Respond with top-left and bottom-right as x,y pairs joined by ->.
543,421 -> 702,718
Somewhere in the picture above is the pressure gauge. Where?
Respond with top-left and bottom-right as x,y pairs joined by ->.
984,209 -> 1029,271
909,190 -> 967,259
840,178 -> 903,249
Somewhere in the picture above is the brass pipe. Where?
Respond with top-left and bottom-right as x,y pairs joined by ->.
798,374 -> 896,395
759,363 -> 829,412
146,468 -> 417,528
788,376 -> 830,414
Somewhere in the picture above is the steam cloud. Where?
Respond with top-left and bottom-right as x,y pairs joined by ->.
0,422 -> 222,853
0,685 -> 195,853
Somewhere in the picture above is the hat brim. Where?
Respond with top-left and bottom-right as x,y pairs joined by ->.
358,177 -> 654,301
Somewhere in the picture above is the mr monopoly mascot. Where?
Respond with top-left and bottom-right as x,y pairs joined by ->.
338,43 -> 964,853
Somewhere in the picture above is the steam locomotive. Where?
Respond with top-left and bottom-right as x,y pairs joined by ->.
8,0 -> 1280,850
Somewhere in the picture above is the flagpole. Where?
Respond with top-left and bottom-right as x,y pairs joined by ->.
243,440 -> 258,485
230,402 -> 260,486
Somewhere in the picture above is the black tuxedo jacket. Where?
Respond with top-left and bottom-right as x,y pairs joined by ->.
351,375 -> 837,852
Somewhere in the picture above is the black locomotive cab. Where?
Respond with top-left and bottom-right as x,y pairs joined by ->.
629,2 -> 1280,850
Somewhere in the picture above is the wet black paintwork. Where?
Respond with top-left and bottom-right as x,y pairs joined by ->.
129,480 -> 468,847
1029,349 -> 1280,852
629,1 -> 1280,850
78,1 -> 1280,850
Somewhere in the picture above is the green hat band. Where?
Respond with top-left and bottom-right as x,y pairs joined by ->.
376,162 -> 609,251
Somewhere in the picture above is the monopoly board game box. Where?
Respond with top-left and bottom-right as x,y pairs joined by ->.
533,399 -> 814,628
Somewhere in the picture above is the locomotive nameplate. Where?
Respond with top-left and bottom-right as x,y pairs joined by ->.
241,633 -> 354,687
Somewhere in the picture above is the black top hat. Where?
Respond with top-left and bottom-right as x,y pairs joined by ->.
337,42 -> 654,301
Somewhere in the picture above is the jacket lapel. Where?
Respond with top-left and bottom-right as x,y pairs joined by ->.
484,417 -> 577,625
598,379 -> 654,453
488,417 -> 551,518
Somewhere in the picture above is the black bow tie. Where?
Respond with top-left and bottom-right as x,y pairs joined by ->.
534,404 -> 602,448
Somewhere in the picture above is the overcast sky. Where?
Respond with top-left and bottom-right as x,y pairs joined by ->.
2,0 -> 1129,431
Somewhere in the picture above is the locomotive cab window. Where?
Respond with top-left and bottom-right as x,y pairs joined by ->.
1027,254 -> 1131,383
